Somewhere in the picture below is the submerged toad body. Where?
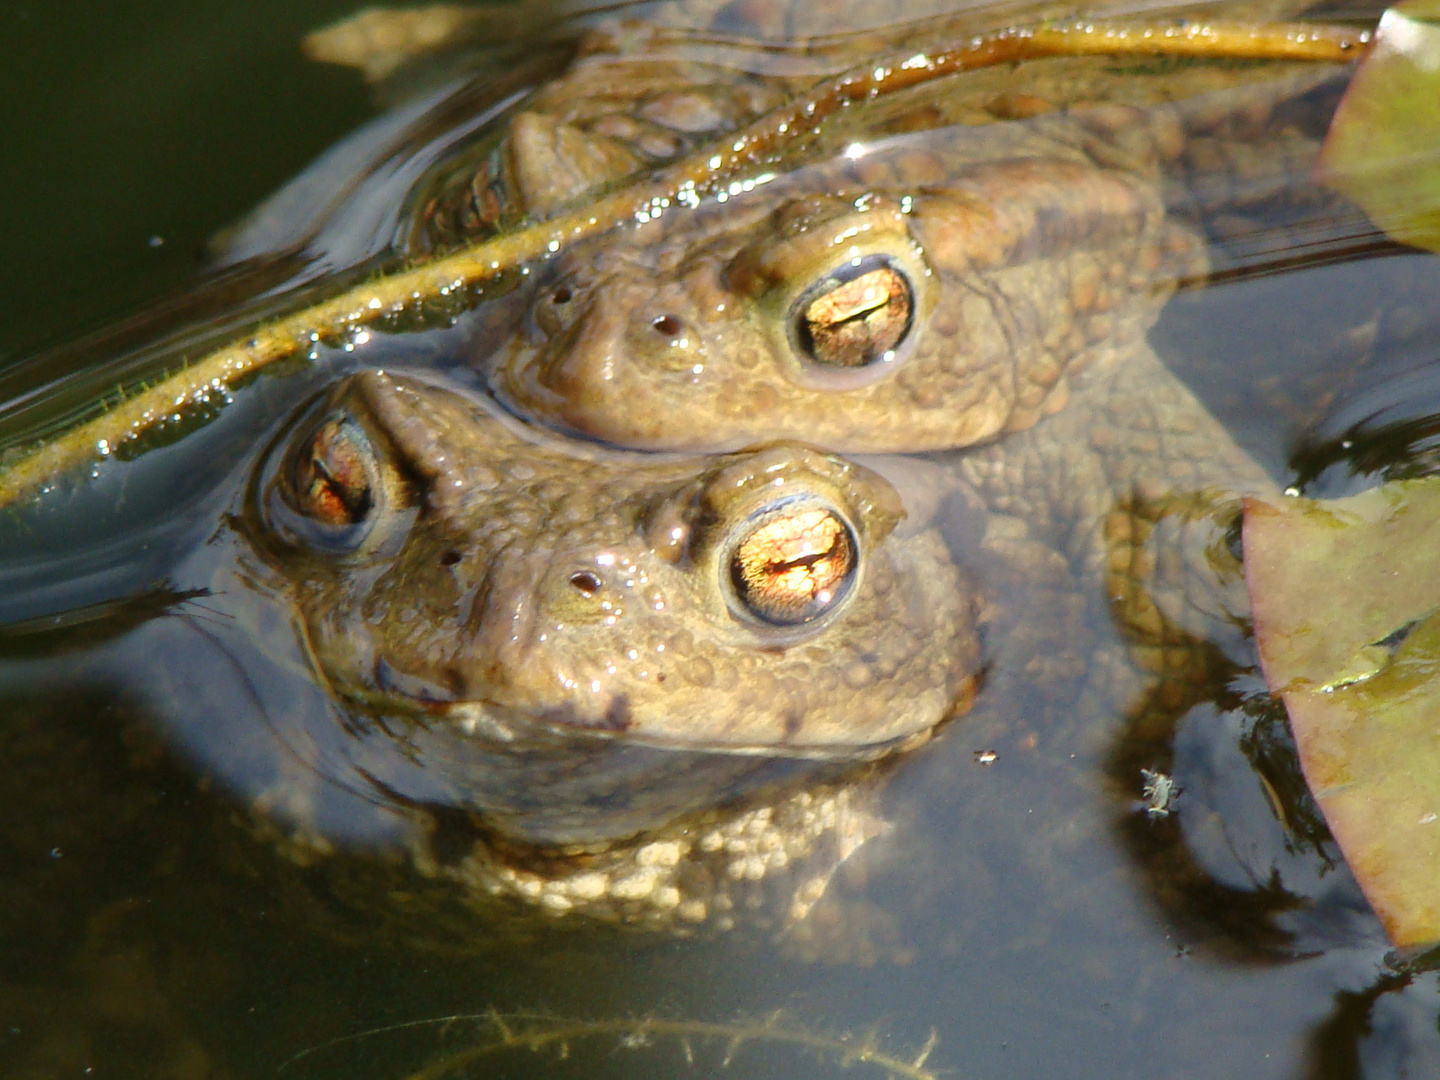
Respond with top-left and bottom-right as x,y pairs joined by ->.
239,371 -> 981,928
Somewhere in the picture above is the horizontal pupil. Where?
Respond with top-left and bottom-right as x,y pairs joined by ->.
296,419 -> 373,526
732,507 -> 854,624
798,261 -> 912,368
806,269 -> 898,326
768,550 -> 829,575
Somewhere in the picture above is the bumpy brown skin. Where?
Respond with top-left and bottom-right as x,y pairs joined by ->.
402,2 -> 1153,246
951,339 -> 1273,663
402,3 -> 1335,249
481,57 -> 1337,456
474,53 -> 1319,677
491,152 -> 1187,453
244,373 -> 981,930
259,372 -> 976,751
265,10 -> 1325,941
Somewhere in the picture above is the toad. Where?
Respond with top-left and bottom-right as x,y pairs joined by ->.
235,369 -> 987,932
477,52 -> 1336,651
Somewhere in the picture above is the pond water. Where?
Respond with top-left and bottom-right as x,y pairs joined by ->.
4,2 -> 1440,1079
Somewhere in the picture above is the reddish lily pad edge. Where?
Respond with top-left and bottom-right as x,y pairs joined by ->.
1246,479 -> 1440,948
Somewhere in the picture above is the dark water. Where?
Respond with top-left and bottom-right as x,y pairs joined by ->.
0,0 -> 373,362
4,2 -> 1440,1079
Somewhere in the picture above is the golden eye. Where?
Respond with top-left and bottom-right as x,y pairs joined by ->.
730,504 -> 857,625
794,256 -> 913,368
287,415 -> 375,529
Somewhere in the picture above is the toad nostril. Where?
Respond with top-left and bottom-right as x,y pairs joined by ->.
552,285 -> 572,304
569,571 -> 603,596
439,549 -> 462,567
651,314 -> 682,338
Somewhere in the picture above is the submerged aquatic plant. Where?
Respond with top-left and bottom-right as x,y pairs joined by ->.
282,1007 -> 941,1080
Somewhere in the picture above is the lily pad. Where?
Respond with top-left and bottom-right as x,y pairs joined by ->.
1317,0 -> 1440,253
1245,480 -> 1440,947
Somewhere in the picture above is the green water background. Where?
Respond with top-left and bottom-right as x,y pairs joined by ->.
0,0 -> 372,362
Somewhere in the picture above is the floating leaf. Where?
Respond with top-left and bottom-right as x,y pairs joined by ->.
1245,479 -> 1440,947
1318,0 -> 1440,253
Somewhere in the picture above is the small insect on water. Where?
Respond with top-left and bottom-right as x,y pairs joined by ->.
1140,769 -> 1180,818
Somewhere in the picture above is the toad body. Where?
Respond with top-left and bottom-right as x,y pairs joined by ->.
240,371 -> 984,931
472,50 -> 1342,656
238,30 -> 1346,936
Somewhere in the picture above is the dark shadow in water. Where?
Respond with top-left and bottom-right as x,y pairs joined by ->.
0,586 -> 211,659
1106,653 -> 1310,959
1292,362 -> 1440,498
1104,641 -> 1377,962
1304,969 -> 1415,1080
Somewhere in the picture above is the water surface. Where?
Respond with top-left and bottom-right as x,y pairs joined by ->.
4,3 -> 1440,1079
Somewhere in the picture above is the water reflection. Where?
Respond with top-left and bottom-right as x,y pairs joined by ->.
4,1 -> 1440,1078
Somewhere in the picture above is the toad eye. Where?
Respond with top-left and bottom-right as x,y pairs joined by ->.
729,502 -> 857,626
289,415 -> 375,527
267,412 -> 385,552
792,255 -> 913,369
